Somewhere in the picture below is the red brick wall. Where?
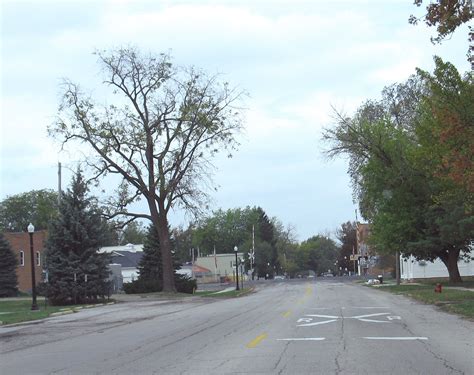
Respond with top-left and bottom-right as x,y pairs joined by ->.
4,231 -> 46,293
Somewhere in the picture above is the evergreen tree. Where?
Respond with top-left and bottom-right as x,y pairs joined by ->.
45,170 -> 110,305
257,208 -> 279,276
138,225 -> 181,281
138,225 -> 162,281
0,233 -> 18,297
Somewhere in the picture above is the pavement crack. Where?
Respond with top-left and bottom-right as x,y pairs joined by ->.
273,340 -> 290,371
334,307 -> 345,375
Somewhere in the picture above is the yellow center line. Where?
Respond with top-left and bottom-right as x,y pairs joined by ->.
246,333 -> 268,348
282,311 -> 292,318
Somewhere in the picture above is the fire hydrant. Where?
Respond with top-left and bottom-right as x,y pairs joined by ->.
434,283 -> 442,293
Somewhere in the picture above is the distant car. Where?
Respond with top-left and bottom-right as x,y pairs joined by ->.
274,275 -> 285,280
322,273 -> 334,277
307,275 -> 315,279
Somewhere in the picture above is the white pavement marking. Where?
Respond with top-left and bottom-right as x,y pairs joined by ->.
297,319 -> 338,327
348,312 -> 391,319
387,316 -> 402,321
343,306 -> 390,309
305,314 -> 339,319
363,337 -> 428,341
357,318 -> 391,323
277,338 -> 326,341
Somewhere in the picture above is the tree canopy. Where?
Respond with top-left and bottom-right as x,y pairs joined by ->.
0,189 -> 58,232
323,57 -> 473,282
409,0 -> 473,68
49,47 -> 244,292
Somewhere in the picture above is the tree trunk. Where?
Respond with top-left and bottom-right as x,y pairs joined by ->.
148,199 -> 176,293
157,220 -> 176,292
439,249 -> 463,284
395,251 -> 400,285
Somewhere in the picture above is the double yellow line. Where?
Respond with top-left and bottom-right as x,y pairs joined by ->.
246,284 -> 313,348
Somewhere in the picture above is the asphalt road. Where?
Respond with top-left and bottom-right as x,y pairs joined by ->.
1,279 -> 473,374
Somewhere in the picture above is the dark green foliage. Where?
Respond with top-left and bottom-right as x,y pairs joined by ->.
121,221 -> 147,245
323,58 -> 472,283
257,208 -> 279,274
336,221 -> 357,272
123,274 -> 196,294
123,278 -> 162,294
0,233 -> 18,297
44,170 -> 111,305
174,274 -> 197,294
298,235 -> 339,275
0,189 -> 58,232
138,225 -> 163,281
130,224 -> 195,294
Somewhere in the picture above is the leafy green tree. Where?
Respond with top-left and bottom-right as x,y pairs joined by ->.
0,233 -> 18,297
49,47 -> 244,292
121,221 -> 147,245
172,225 -> 195,264
409,0 -> 473,67
273,221 -> 299,276
336,221 -> 357,273
298,235 -> 338,275
193,207 -> 260,254
0,189 -> 58,232
323,58 -> 473,282
45,170 -> 110,304
100,219 -> 120,246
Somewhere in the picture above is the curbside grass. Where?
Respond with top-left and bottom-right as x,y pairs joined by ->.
368,282 -> 474,319
0,299 -> 115,326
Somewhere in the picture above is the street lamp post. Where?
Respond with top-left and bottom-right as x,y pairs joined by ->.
27,223 -> 39,311
234,246 -> 240,291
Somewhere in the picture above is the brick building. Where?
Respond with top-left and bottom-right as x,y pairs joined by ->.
3,231 -> 46,293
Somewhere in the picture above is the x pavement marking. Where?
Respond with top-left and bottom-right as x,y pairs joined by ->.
297,312 -> 392,327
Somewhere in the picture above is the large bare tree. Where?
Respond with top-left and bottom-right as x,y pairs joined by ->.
49,48 -> 244,291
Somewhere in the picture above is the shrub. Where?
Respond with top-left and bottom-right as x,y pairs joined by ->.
123,274 -> 197,294
175,275 -> 197,294
123,279 -> 162,294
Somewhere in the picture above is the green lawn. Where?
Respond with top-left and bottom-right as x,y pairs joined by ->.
0,299 -> 105,325
372,282 -> 474,319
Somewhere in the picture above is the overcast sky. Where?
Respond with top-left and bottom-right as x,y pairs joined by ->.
0,0 -> 469,241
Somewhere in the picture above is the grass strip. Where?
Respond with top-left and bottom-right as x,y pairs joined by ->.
0,299 -> 109,325
370,282 -> 474,319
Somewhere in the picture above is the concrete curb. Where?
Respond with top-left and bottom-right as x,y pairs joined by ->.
50,310 -> 74,317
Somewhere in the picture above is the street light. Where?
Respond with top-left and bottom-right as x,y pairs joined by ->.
234,246 -> 240,291
27,223 -> 39,311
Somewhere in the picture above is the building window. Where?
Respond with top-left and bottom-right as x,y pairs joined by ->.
36,251 -> 41,266
20,251 -> 25,266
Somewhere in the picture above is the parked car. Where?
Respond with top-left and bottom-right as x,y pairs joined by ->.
274,275 -> 285,280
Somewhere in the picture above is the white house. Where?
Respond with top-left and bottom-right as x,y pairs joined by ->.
100,244 -> 144,284
194,252 -> 245,283
400,255 -> 474,280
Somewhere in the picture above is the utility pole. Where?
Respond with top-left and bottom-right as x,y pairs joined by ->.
252,225 -> 255,280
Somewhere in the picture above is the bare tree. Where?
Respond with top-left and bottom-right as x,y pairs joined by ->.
49,48 -> 244,291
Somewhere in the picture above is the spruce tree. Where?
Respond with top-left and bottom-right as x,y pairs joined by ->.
45,170 -> 110,305
0,233 -> 18,297
138,225 -> 162,281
